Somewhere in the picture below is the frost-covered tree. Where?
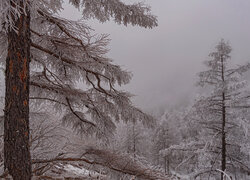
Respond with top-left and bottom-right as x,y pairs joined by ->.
161,40 -> 250,179
195,39 -> 250,179
164,40 -> 250,179
154,109 -> 192,177
0,0 -> 157,179
119,121 -> 148,161
152,112 -> 174,174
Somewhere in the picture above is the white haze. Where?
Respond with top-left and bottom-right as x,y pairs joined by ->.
59,0 -> 250,110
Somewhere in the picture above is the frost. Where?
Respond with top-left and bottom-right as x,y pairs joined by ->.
0,0 -> 156,140
158,40 -> 250,179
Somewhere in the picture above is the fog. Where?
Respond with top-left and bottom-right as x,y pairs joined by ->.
61,0 -> 250,110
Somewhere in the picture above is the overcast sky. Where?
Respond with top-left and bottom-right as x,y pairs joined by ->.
61,0 -> 250,110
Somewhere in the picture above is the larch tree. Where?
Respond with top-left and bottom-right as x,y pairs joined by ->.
152,112 -> 173,175
195,39 -> 250,179
155,109 -> 191,177
186,40 -> 250,179
121,121 -> 146,161
0,0 -> 157,179
161,40 -> 250,179
2,1 -> 32,179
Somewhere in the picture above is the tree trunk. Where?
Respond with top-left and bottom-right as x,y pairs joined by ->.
221,92 -> 226,180
221,53 -> 226,180
167,158 -> 170,175
132,122 -> 136,161
164,155 -> 166,174
163,129 -> 166,174
4,1 -> 32,179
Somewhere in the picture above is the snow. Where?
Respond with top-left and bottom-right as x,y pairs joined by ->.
54,163 -> 105,179
64,164 -> 91,176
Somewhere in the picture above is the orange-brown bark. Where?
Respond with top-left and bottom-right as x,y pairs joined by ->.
4,1 -> 32,179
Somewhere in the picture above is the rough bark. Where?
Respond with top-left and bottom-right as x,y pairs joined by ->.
4,1 -> 32,179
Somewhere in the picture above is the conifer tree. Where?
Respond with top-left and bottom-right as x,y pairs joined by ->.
161,40 -> 250,179
2,1 -> 31,179
196,39 -> 250,179
0,0 -> 157,178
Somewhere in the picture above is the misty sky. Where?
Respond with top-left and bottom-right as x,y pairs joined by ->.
61,0 -> 250,110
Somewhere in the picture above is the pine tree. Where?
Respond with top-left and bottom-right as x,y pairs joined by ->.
0,0 -> 157,179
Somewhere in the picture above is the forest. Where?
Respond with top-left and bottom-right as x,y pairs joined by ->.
0,0 -> 249,180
